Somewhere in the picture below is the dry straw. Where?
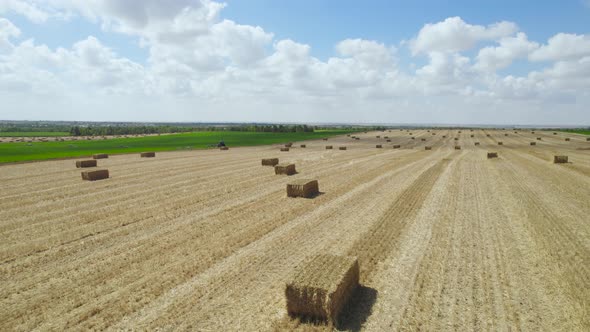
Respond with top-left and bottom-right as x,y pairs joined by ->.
93,153 -> 108,159
285,255 -> 359,326
275,163 -> 296,175
140,152 -> 156,158
261,158 -> 279,166
487,152 -> 498,159
81,169 -> 109,181
76,160 -> 97,168
286,179 -> 319,198
554,155 -> 568,163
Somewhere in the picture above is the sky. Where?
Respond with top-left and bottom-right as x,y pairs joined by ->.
0,1 -> 589,125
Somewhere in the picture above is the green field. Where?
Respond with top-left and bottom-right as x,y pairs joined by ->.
561,129 -> 590,136
0,132 -> 70,137
0,130 -> 357,163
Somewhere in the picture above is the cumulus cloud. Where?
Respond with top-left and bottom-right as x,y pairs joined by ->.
0,2 -> 588,124
529,33 -> 590,62
475,33 -> 539,71
410,16 -> 518,55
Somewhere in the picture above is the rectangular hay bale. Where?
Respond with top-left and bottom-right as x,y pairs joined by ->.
81,169 -> 109,181
300,144 -> 306,148
285,254 -> 359,325
280,148 -> 290,152
376,145 -> 382,148
325,146 -> 333,149
487,152 -> 498,159
454,146 -> 461,150
530,142 -> 536,146
76,160 -> 97,168
425,146 -> 432,150
93,153 -> 108,159
339,147 -> 347,150
262,158 -> 279,166
554,155 -> 568,163
474,142 -> 480,145
220,146 -> 229,150
140,152 -> 156,158
393,145 -> 400,149
565,138 -> 570,141
275,163 -> 296,175
286,179 -> 319,198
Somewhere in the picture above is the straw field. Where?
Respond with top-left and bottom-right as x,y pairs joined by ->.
0,129 -> 589,331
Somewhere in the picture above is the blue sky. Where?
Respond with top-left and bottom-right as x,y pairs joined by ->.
0,0 -> 589,124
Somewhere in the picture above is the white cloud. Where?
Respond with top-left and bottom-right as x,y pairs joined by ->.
475,32 -> 539,71
0,4 -> 588,124
529,33 -> 590,62
410,16 -> 518,55
0,0 -> 50,23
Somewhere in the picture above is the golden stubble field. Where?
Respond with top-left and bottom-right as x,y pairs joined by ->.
1,129 -> 589,331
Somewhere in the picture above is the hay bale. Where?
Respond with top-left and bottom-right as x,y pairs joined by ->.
454,138 -> 459,141
81,169 -> 109,181
300,144 -> 306,148
386,139 -> 391,142
530,142 -> 536,146
504,133 -> 509,136
470,135 -> 474,138
474,142 -> 480,145
262,158 -> 279,166
220,146 -> 229,150
285,143 -> 293,148
285,254 -> 359,325
486,134 -> 491,137
537,137 -> 542,140
487,152 -> 498,159
376,144 -> 382,148
421,138 -> 426,141
442,135 -> 447,138
565,138 -> 570,141
554,156 -> 568,163
587,138 -> 590,141
93,153 -> 108,159
425,146 -> 432,150
531,131 -> 535,134
454,146 -> 461,150
323,138 -> 328,141
393,145 -> 400,149
75,160 -> 97,168
287,179 -> 319,198
280,148 -> 290,152
339,147 -> 347,150
411,137 -> 415,140
275,163 -> 296,175
355,137 -> 360,140
376,136 -> 380,138
498,142 -> 503,145
325,146 -> 333,150
140,152 -> 156,158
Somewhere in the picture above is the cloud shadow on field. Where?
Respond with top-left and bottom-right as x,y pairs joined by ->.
337,285 -> 378,331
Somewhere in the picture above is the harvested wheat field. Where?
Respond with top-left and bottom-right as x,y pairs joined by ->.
1,129 -> 589,331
